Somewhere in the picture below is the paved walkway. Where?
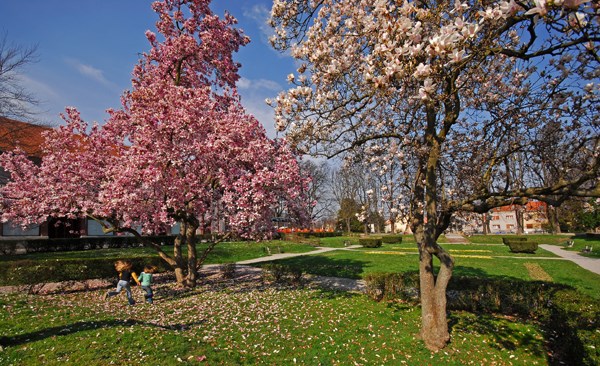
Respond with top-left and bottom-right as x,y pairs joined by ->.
445,233 -> 469,243
540,244 -> 600,275
215,246 -> 366,292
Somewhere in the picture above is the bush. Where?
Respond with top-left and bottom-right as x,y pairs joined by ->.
0,235 -> 177,255
279,231 -> 343,240
0,256 -> 169,286
261,263 -> 303,285
502,237 -> 527,245
220,263 -> 237,279
381,235 -> 403,244
507,241 -> 538,253
359,238 -> 382,248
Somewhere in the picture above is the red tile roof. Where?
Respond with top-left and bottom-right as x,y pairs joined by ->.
0,117 -> 53,158
491,201 -> 547,212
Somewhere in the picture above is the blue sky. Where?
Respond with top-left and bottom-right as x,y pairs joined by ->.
0,0 -> 295,137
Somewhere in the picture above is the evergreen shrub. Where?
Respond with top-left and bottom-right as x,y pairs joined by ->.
359,238 -> 382,248
0,256 -> 169,286
502,236 -> 527,245
381,235 -> 403,244
507,241 -> 538,253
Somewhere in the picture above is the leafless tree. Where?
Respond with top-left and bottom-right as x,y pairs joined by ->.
0,33 -> 39,122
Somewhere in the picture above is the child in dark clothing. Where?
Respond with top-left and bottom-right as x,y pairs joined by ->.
103,260 -> 140,305
138,264 -> 158,304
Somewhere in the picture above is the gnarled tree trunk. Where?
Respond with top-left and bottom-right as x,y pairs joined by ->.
416,238 -> 454,350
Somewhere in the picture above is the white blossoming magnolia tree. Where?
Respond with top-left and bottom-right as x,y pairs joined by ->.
269,0 -> 599,350
0,0 -> 308,287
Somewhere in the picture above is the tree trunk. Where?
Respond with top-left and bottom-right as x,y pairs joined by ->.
417,240 -> 454,351
173,222 -> 187,285
482,213 -> 490,235
547,205 -> 561,234
515,207 -> 524,234
185,222 -> 198,287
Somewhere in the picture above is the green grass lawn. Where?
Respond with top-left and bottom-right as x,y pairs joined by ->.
263,245 -> 600,299
0,279 -> 548,365
2,234 -> 598,364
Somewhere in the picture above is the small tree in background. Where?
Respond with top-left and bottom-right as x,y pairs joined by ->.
0,0 -> 308,287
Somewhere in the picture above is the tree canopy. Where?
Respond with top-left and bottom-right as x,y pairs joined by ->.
0,0 -> 309,287
269,0 -> 599,350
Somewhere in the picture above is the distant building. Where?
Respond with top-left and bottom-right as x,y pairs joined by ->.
488,201 -> 548,234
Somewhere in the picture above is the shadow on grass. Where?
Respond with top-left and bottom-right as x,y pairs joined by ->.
255,256 -> 368,279
448,313 -> 546,357
0,318 -> 206,348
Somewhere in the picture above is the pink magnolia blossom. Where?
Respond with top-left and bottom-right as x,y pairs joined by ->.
1,0 -> 308,243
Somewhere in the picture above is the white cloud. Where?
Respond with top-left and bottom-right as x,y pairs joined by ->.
65,58 -> 114,88
243,4 -> 274,45
238,77 -> 281,91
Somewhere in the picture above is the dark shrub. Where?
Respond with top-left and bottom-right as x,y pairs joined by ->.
0,256 -> 169,286
261,263 -> 303,285
507,241 -> 538,253
0,235 -> 177,255
220,263 -> 237,279
359,238 -> 382,248
381,235 -> 402,244
502,237 -> 527,245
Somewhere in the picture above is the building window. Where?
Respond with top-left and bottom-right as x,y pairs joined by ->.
492,225 -> 501,230
492,216 -> 500,220
506,215 -> 514,219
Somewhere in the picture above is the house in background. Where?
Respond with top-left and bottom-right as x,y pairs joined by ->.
487,201 -> 548,234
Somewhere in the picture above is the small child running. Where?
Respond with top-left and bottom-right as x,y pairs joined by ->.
103,260 -> 140,305
138,264 -> 158,304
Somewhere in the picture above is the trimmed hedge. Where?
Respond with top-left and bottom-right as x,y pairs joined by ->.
502,237 -> 527,245
359,238 -> 382,248
507,241 -> 538,253
364,272 -> 600,366
381,235 -> 403,244
0,256 -> 170,286
279,231 -> 343,240
0,235 -> 177,255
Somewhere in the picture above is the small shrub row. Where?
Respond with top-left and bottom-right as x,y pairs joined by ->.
261,263 -> 303,285
507,241 -> 538,253
381,235 -> 403,244
279,231 -> 342,240
359,238 -> 382,248
364,272 -> 600,366
0,256 -> 170,286
501,237 -> 538,253
502,237 -> 527,244
0,235 -> 177,255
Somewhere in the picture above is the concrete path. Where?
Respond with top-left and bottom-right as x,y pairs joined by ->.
236,246 -> 344,265
444,233 -> 469,244
218,246 -> 366,292
540,244 -> 600,275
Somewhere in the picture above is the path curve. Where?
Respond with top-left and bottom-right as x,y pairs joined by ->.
540,244 -> 600,275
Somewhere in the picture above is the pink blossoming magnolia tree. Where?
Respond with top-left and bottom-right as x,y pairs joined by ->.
269,0 -> 599,350
0,0 -> 308,287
